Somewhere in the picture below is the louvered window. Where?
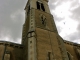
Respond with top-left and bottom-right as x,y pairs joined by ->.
36,1 -> 45,11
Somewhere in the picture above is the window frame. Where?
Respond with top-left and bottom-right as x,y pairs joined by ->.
4,51 -> 10,60
36,1 -> 45,11
67,51 -> 73,60
40,14 -> 46,26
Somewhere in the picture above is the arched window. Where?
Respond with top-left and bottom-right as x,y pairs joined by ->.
76,49 -> 80,56
36,1 -> 45,11
4,51 -> 10,60
48,52 -> 51,60
40,14 -> 46,26
67,51 -> 73,60
47,52 -> 53,60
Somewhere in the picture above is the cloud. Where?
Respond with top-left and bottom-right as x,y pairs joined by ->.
64,31 -> 80,44
0,0 -> 27,43
49,0 -> 80,43
0,0 -> 80,44
77,24 -> 80,32
0,9 -> 24,43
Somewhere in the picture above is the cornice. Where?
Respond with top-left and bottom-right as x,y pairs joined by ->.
64,40 -> 80,48
0,41 -> 23,49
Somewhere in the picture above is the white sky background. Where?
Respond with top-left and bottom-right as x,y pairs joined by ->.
0,0 -> 80,44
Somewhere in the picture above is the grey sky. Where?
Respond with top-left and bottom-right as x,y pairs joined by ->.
0,0 -> 80,44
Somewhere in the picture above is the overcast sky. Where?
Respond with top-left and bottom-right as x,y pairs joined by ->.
0,0 -> 80,44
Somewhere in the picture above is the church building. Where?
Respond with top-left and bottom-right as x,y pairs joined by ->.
0,0 -> 80,60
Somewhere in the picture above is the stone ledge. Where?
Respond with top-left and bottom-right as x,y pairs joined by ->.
0,41 -> 23,49
64,40 -> 80,48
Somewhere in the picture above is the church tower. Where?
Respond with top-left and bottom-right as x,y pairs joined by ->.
0,0 -> 80,60
22,0 -> 69,60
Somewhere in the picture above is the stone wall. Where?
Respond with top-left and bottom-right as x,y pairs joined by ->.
64,41 -> 80,60
0,41 -> 23,60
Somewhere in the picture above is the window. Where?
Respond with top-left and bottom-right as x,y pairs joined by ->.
48,52 -> 51,60
40,14 -> 46,26
37,2 -> 40,10
47,52 -> 53,60
4,51 -> 10,60
67,52 -> 73,60
41,15 -> 46,25
76,49 -> 80,56
36,1 -> 45,11
41,3 -> 45,11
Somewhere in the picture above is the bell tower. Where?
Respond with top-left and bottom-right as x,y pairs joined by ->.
22,0 -> 69,60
